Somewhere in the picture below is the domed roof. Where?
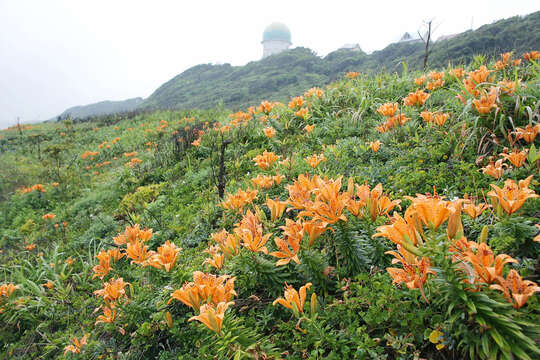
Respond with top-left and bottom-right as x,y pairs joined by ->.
263,22 -> 291,43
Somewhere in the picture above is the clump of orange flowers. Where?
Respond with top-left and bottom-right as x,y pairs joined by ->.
263,126 -> 276,138
253,151 -> 280,170
21,184 -> 45,194
234,210 -> 272,254
481,159 -> 505,179
368,140 -> 381,152
64,334 -> 88,355
170,271 -> 236,312
273,282 -> 317,321
487,176 -> 538,215
81,151 -> 99,160
288,96 -> 304,109
385,246 -> 434,301
523,51 -> 540,62
305,153 -> 326,168
304,87 -> 323,98
501,148 -> 528,168
221,188 -> 258,212
473,87 -> 498,114
295,108 -> 309,119
42,213 -> 56,221
514,124 -> 540,143
345,71 -> 359,79
403,89 -> 430,107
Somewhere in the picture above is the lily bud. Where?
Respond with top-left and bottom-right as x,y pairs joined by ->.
478,225 -> 489,243
310,292 -> 318,317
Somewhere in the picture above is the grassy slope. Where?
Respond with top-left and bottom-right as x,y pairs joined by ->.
0,52 -> 539,359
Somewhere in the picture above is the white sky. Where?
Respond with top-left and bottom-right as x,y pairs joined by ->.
0,0 -> 538,128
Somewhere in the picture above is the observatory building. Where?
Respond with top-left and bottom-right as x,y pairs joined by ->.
262,22 -> 291,58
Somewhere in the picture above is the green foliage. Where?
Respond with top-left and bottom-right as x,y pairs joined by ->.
1,38 -> 539,360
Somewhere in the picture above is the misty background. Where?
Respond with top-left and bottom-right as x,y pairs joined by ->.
1,0 -> 538,128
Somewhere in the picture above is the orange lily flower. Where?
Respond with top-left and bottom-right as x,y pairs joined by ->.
463,196 -> 491,219
270,219 -> 303,265
304,124 -> 315,133
263,126 -> 276,138
288,96 -> 304,109
498,80 -> 520,94
273,282 -> 312,316
126,240 -> 151,265
42,281 -> 54,290
523,51 -> 540,62
0,283 -> 19,297
295,108 -> 309,119
42,213 -> 55,221
447,200 -> 465,240
373,213 -> 421,255
385,246 -> 434,301
481,159 -> 505,179
298,176 -> 349,225
92,250 -> 114,279
377,103 -> 398,117
64,334 -> 88,355
25,243 -> 36,251
211,229 -> 241,256
95,306 -> 117,325
234,210 -> 271,254
433,113 -> 449,126
305,153 -> 326,168
428,71 -> 444,81
251,174 -> 274,189
345,71 -> 359,79
501,148 -> 528,168
426,79 -> 444,91
221,188 -> 258,212
193,272 -> 237,306
487,176 -> 538,215
369,140 -> 381,152
473,87 -> 498,114
266,197 -> 287,221
514,124 -> 540,143
490,270 -> 540,309
405,192 -> 451,230
463,242 -> 517,284
302,220 -> 327,246
150,241 -> 181,271
403,89 -> 430,107
468,65 -> 494,85
94,277 -> 130,304
203,246 -> 224,269
189,301 -> 234,335
415,75 -> 426,86
450,68 -> 464,79
304,87 -> 323,98
420,111 -> 433,123
270,236 -> 301,266
253,151 -> 280,170
170,271 -> 237,311
170,282 -> 204,311
113,224 -> 153,245
273,173 -> 284,185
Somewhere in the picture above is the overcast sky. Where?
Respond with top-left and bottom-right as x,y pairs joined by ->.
0,0 -> 538,128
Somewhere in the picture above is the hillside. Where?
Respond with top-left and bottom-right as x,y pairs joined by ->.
1,48 -> 539,359
54,97 -> 144,121
143,11 -> 540,111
